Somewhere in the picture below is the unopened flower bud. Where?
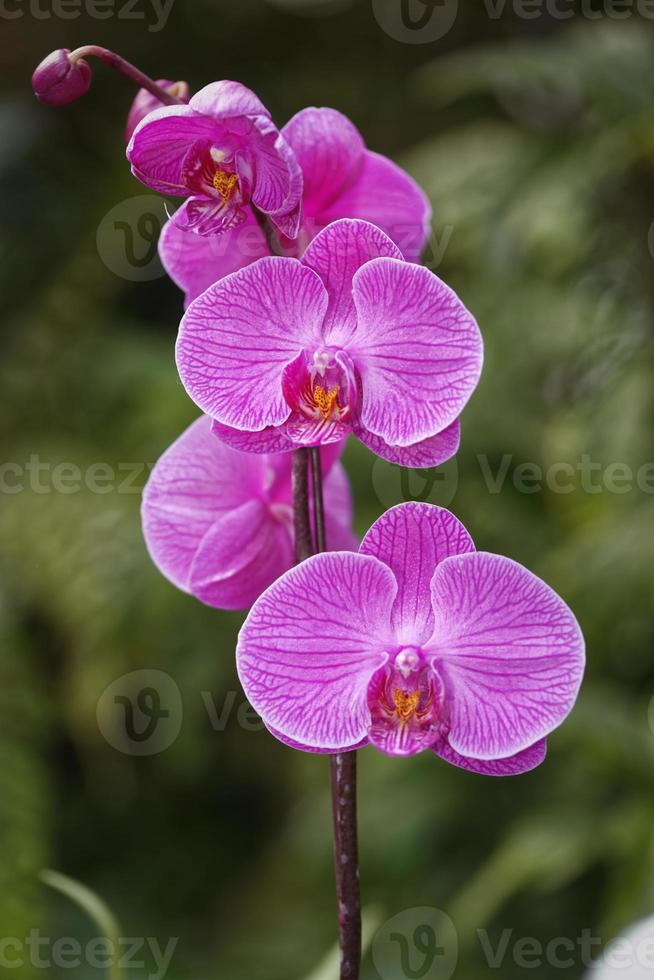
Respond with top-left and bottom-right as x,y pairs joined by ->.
32,49 -> 92,107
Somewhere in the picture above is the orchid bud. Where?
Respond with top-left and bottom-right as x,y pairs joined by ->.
32,49 -> 92,107
125,79 -> 190,144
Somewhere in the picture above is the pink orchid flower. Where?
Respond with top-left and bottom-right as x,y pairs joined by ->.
126,81 -> 302,239
176,218 -> 482,468
159,106 -> 431,307
237,503 -> 585,773
141,415 -> 356,610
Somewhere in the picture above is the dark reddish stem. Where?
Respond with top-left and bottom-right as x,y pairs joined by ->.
304,446 -> 361,980
292,448 -> 313,564
308,447 -> 327,554
330,751 -> 361,980
68,46 -> 184,105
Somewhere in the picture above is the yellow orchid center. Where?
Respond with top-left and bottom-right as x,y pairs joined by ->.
392,689 -> 421,723
212,169 -> 239,203
313,385 -> 340,421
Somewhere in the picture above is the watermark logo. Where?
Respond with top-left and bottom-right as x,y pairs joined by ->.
371,451 -> 654,509
0,0 -> 175,31
373,907 -> 458,980
372,456 -> 459,509
0,932 -> 177,980
97,670 -> 183,756
96,195 -> 168,282
372,0 -> 459,43
373,0 -> 654,43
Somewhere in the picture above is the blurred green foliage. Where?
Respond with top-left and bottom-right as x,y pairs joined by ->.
1,4 -> 653,979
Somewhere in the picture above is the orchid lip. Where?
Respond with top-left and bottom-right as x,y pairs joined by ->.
366,647 -> 445,757
281,347 -> 358,447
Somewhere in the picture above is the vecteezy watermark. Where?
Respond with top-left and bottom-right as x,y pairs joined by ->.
372,455 -> 459,510
372,0 -> 460,44
97,670 -> 264,756
96,196 -> 169,282
0,456 -> 151,495
0,0 -> 175,31
97,670 -> 184,756
372,0 -> 654,43
0,932 -> 177,979
373,907 -> 459,980
372,452 -> 654,508
95,199 -> 451,281
478,927 -> 654,970
372,910 -> 654,976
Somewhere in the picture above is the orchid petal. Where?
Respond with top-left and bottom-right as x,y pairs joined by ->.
320,149 -> 432,262
433,738 -> 547,776
302,218 -> 401,344
428,552 -> 585,759
189,498 -> 293,611
171,195 -> 246,237
353,419 -> 461,468
360,502 -> 474,646
266,724 -> 368,754
127,104 -> 222,195
351,258 -> 483,447
211,419 -> 296,455
125,79 -> 190,144
253,131 -> 303,238
189,80 -> 271,121
159,214 -> 268,308
141,416 -> 264,592
237,552 -> 397,750
282,106 -> 364,214
177,257 -> 328,430
322,462 -> 359,553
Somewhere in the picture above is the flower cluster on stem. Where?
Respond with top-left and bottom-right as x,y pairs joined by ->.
32,47 -> 586,980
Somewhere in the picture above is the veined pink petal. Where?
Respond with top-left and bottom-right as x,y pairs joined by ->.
189,80 -> 271,121
141,415 -> 265,592
237,552 -> 397,750
125,79 -> 190,144
360,503 -> 474,646
282,107 -> 364,215
350,258 -> 483,447
211,419 -> 296,454
189,498 -> 293,611
176,257 -> 328,431
254,131 -> 303,239
127,104 -> 223,195
321,462 -> 359,553
353,419 -> 461,467
302,219 -> 401,344
266,724 -> 368,754
142,417 -> 356,610
159,214 -> 268,309
320,149 -> 432,263
433,738 -> 547,776
171,195 -> 246,237
428,552 -> 585,759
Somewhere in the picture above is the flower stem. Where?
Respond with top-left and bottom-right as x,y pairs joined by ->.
329,751 -> 362,980
306,446 -> 362,980
68,46 -> 185,105
292,448 -> 313,563
308,447 -> 327,553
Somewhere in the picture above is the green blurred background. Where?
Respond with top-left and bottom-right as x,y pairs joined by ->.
2,2 -> 654,978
